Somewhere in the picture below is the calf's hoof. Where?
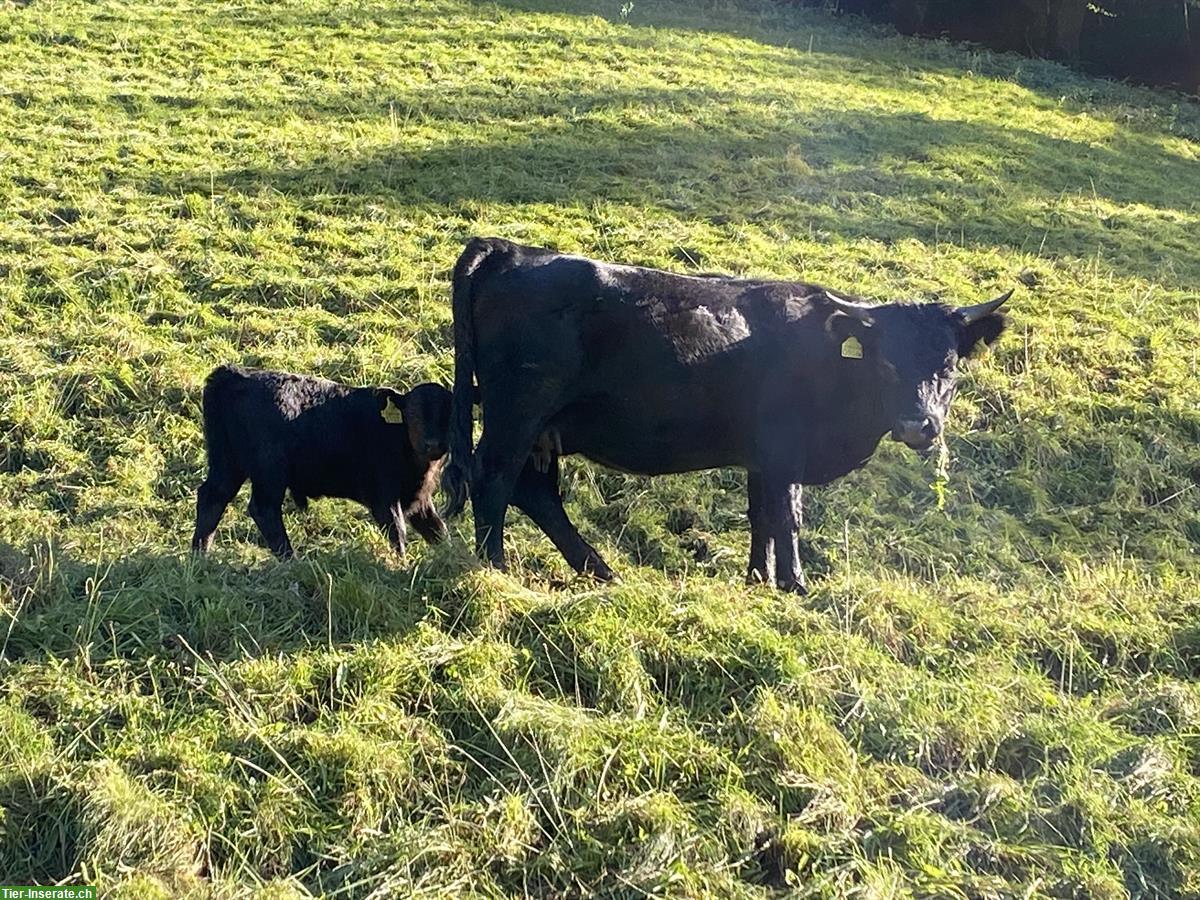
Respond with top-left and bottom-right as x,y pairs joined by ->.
478,554 -> 508,573
746,567 -> 772,587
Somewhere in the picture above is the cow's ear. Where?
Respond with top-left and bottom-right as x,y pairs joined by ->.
958,313 -> 1008,357
376,388 -> 407,424
825,312 -> 870,360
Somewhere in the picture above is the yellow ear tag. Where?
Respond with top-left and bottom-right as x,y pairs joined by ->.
841,336 -> 864,359
380,397 -> 404,424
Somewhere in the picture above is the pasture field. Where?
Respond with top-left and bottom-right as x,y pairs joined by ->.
2,0 -> 1200,895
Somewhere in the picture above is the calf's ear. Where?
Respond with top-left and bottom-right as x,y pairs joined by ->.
958,313 -> 1008,357
376,388 -> 407,424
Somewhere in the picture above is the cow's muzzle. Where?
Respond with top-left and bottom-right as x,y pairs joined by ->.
891,418 -> 940,451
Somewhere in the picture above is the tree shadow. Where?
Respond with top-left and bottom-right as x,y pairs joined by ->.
150,104 -> 1200,288
479,0 -> 1200,130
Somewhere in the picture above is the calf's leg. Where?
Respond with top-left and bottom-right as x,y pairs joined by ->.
247,481 -> 294,559
511,455 -> 613,580
192,471 -> 245,554
407,503 -> 448,545
371,501 -> 408,555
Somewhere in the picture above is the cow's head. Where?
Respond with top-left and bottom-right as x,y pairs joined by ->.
377,382 -> 453,463
825,290 -> 1011,451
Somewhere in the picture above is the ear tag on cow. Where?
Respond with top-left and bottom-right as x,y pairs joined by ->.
380,397 -> 404,424
841,336 -> 864,359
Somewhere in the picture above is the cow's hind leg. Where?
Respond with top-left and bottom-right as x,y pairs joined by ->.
192,468 -> 245,554
511,454 -> 614,581
247,480 -> 294,559
470,413 -> 548,570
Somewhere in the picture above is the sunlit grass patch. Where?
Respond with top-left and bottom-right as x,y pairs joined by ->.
2,0 -> 1199,893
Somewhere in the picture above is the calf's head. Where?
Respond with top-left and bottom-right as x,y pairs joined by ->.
825,290 -> 1011,451
376,382 -> 453,464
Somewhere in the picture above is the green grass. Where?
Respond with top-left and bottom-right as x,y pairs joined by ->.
2,0 -> 1200,895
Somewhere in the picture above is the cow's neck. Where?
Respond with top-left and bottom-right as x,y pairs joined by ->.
798,391 -> 892,484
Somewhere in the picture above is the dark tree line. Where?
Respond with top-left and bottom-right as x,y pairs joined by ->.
794,0 -> 1199,93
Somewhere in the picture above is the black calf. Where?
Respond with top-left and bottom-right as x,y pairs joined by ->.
192,365 -> 450,558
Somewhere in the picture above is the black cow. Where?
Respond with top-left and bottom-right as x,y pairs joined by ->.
192,365 -> 450,558
441,238 -> 1011,593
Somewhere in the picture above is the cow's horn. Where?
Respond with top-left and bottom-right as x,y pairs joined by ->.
825,290 -> 874,322
956,289 -> 1013,324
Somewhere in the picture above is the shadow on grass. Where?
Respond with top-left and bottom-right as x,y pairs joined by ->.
0,771 -> 80,884
0,538 -> 455,664
151,104 -> 1200,289
480,0 -> 1200,125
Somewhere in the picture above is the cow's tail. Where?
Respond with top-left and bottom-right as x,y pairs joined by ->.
441,238 -> 500,518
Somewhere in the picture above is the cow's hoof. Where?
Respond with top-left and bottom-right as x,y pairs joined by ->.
589,566 -> 617,583
583,559 -> 617,582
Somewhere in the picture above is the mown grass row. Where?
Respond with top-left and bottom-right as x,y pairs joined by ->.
2,0 -> 1200,895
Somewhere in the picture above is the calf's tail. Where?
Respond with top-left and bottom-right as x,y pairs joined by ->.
441,238 -> 499,518
200,364 -> 241,459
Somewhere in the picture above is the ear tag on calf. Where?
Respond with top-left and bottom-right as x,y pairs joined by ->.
380,397 -> 404,424
841,336 -> 864,359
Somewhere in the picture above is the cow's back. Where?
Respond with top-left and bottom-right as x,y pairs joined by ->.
465,248 -> 808,473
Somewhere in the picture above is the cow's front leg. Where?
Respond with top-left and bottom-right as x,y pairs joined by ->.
773,481 -> 806,594
757,475 -> 806,594
746,472 -> 775,586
